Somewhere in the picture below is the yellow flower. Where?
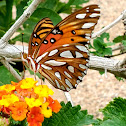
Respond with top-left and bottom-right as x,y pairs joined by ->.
20,78 -> 38,89
34,85 -> 54,98
0,84 -> 15,92
25,97 -> 42,108
41,102 -> 52,118
0,94 -> 19,107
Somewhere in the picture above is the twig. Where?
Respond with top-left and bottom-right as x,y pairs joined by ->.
89,56 -> 126,79
92,9 -> 126,38
120,57 -> 126,68
112,44 -> 124,51
64,92 -> 74,106
0,0 -> 43,49
106,52 -> 126,58
0,58 -> 22,81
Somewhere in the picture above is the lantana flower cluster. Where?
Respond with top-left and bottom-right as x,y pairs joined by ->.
0,78 -> 61,126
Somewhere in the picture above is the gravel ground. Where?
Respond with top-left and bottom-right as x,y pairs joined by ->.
23,0 -> 126,119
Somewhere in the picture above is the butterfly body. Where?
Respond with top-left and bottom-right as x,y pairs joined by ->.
23,5 -> 100,91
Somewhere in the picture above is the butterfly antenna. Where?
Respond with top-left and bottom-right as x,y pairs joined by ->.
22,33 -> 24,53
21,33 -> 26,79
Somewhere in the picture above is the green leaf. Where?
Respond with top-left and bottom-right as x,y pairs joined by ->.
115,76 -> 125,81
113,36 -> 123,43
9,117 -> 28,126
103,47 -> 112,56
0,1 -> 6,7
43,102 -> 97,126
16,0 -> 29,18
23,0 -> 33,9
100,32 -> 110,41
106,42 -> 115,46
39,0 -> 60,12
95,97 -> 126,126
13,8 -> 62,42
71,0 -> 89,5
93,38 -> 105,51
99,70 -> 105,75
122,40 -> 126,46
0,65 -> 18,85
0,29 -> 5,38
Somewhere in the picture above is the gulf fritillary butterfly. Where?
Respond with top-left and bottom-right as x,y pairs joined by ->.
23,4 -> 100,91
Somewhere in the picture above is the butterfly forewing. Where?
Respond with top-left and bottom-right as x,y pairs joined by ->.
27,5 -> 100,91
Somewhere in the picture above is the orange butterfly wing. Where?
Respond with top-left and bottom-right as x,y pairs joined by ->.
28,5 -> 100,91
28,18 -> 54,57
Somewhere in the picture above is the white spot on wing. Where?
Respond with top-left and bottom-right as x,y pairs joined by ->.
76,14 -> 86,19
86,59 -> 89,62
64,71 -> 72,79
55,72 -> 61,80
45,60 -> 66,66
75,84 -> 78,88
48,49 -> 58,56
85,33 -> 90,36
86,63 -> 89,67
89,13 -> 100,17
84,70 -> 87,74
77,80 -> 80,84
68,66 -> 74,73
36,52 -> 48,63
82,23 -> 95,28
41,64 -> 52,70
76,45 -> 88,52
85,44 -> 89,48
34,34 -> 36,37
94,8 -> 100,11
60,51 -> 74,58
85,36 -> 91,40
79,64 -> 87,69
86,10 -> 89,12
81,72 -> 85,76
55,79 -> 60,88
60,85 -> 65,90
75,51 -> 83,58
66,87 -> 70,91
65,79 -> 73,88
62,44 -> 69,47
78,76 -> 83,80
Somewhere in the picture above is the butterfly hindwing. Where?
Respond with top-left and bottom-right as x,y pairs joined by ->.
38,43 -> 89,91
28,18 -> 54,57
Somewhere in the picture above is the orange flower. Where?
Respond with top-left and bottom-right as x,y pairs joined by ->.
47,96 -> 61,113
0,90 -> 7,100
0,105 -> 2,112
9,101 -> 28,121
11,81 -> 22,90
2,106 -> 11,115
27,107 -> 44,126
16,89 -> 38,100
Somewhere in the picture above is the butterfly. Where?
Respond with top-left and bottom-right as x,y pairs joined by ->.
23,4 -> 100,91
